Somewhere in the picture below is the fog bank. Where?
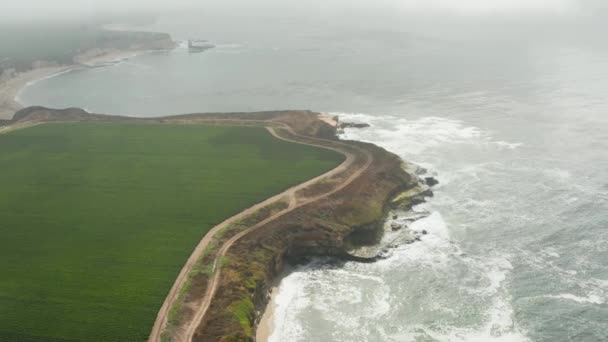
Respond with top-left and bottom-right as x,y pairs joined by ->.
2,0 -> 607,22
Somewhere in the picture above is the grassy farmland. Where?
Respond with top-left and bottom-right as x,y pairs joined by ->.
0,122 -> 343,341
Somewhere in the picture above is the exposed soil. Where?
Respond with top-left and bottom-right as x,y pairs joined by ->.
149,124 -> 361,342
4,107 -> 420,342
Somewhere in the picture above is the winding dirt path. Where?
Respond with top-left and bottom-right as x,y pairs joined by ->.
149,120 -> 372,342
0,121 -> 41,135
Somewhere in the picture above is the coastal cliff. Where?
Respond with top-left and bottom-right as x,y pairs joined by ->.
163,113 -> 424,342
0,28 -> 175,73
3,108 -> 427,342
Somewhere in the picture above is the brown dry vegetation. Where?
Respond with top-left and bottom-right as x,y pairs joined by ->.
6,107 -> 419,342
189,123 -> 416,342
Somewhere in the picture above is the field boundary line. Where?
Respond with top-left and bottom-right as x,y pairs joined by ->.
173,121 -> 373,342
148,119 -> 363,342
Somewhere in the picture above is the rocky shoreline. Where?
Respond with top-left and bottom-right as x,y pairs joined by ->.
256,170 -> 438,341
3,108 -> 433,342
173,114 -> 434,342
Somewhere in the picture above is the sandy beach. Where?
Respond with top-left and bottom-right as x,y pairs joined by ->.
0,49 -> 152,120
256,286 -> 278,342
0,66 -> 68,120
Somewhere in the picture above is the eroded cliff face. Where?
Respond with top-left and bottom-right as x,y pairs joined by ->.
191,119 -> 421,342
6,108 -> 423,342
72,31 -> 175,64
10,106 -> 130,125
125,32 -> 176,50
2,29 -> 175,73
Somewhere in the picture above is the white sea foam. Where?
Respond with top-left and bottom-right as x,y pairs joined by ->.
542,168 -> 572,182
270,209 -> 528,342
337,113 -> 484,157
519,242 -> 608,307
14,68 -> 78,105
479,259 -> 513,295
268,267 -> 311,342
393,298 -> 530,342
544,293 -> 604,304
408,210 -> 450,240
269,260 -> 392,342
310,269 -> 391,331
211,43 -> 246,54
572,277 -> 608,305
378,215 -> 526,342
27,68 -> 76,86
270,113 -> 531,342
215,43 -> 243,49
494,141 -> 523,150
336,113 -> 520,150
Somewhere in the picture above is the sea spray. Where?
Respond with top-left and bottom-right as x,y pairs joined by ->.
269,113 -> 530,341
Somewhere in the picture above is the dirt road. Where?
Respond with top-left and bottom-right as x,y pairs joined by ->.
179,127 -> 371,341
0,121 -> 39,135
148,120 -> 371,342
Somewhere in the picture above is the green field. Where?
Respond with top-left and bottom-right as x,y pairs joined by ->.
0,122 -> 343,341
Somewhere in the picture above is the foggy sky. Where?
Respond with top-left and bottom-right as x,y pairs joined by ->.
1,0 -> 606,23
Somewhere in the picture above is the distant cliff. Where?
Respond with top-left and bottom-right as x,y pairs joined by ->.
0,26 -> 175,74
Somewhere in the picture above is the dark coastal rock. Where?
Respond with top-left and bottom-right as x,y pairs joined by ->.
390,222 -> 402,231
286,255 -> 312,266
181,110 -> 422,341
403,211 -> 431,221
422,230 -> 428,235
424,177 -> 439,187
415,167 -> 428,175
410,195 -> 427,207
418,188 -> 434,198
391,183 -> 436,210
339,122 -> 371,129
12,106 -> 92,123
392,215 -> 398,220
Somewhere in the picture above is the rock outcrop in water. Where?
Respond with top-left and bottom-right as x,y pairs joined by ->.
339,121 -> 371,129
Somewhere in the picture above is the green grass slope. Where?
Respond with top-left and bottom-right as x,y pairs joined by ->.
0,122 -> 343,342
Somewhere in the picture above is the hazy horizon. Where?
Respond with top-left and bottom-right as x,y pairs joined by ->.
2,0 -> 608,22
2,0 -> 607,53
3,0 -> 608,341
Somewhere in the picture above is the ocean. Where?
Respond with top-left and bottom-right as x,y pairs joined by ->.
18,8 -> 608,342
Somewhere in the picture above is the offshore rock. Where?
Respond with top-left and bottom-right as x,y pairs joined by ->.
339,122 -> 371,129
424,177 -> 439,187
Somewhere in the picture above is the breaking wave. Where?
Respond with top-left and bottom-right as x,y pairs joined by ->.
269,113 -> 530,342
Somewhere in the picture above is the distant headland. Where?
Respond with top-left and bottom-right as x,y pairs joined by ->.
0,26 -> 176,120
